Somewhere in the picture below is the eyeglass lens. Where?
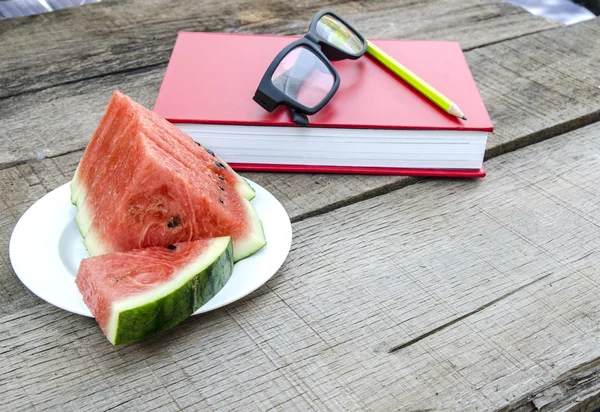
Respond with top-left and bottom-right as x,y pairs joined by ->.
315,14 -> 364,54
271,46 -> 335,109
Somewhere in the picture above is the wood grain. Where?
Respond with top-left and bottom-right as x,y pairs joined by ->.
0,151 -> 83,316
2,117 -> 600,411
0,66 -> 165,169
1,19 -> 598,221
500,357 -> 600,411
263,121 -> 600,411
2,3 -> 600,410
0,0 -> 559,99
472,19 -> 600,158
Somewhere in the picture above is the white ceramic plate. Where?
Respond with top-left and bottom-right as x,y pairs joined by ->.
9,180 -> 292,317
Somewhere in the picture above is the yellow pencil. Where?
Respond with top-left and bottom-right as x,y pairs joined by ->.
366,40 -> 467,120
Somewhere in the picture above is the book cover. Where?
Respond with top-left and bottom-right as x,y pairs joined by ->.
154,32 -> 492,177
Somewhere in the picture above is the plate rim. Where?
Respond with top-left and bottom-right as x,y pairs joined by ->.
9,179 -> 292,317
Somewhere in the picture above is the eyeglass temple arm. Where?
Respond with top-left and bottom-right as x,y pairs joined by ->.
291,109 -> 309,127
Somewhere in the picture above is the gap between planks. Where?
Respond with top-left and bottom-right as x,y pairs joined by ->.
291,113 -> 600,224
0,62 -> 167,103
0,0 -> 562,100
3,114 -> 600,227
0,26 -> 558,104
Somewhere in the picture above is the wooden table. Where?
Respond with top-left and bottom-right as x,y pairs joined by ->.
2,1 -> 600,410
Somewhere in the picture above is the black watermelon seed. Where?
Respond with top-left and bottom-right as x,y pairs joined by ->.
215,161 -> 225,169
195,142 -> 202,147
219,186 -> 224,191
206,148 -> 215,156
167,244 -> 177,250
219,199 -> 224,204
167,216 -> 181,228
218,176 -> 225,181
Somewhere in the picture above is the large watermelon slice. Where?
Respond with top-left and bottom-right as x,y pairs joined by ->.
71,91 -> 255,205
71,91 -> 266,262
76,238 -> 233,345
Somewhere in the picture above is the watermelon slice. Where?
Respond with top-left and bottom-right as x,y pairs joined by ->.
71,91 -> 266,262
75,238 -> 233,345
71,91 -> 255,205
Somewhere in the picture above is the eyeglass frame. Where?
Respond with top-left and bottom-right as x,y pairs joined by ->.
253,9 -> 368,119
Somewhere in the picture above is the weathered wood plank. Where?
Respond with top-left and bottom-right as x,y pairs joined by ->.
472,19 -> 600,158
0,151 -> 83,316
251,7 -> 600,220
1,19 -> 599,318
231,122 -> 600,411
0,66 -> 165,169
259,121 -> 600,411
2,121 -> 600,410
0,303 -> 315,411
1,19 -> 598,219
0,0 -> 559,99
500,357 -> 600,411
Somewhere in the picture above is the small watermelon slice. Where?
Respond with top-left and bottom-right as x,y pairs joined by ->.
71,91 -> 266,262
75,238 -> 233,345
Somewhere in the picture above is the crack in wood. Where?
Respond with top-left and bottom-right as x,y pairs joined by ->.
387,272 -> 554,353
290,177 -> 422,223
0,61 -> 167,103
464,27 -> 556,53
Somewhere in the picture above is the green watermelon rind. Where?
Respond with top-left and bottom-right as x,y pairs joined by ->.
233,198 -> 267,262
236,177 -> 256,201
75,200 -> 94,240
70,176 -> 82,206
71,182 -> 101,255
71,180 -> 92,243
107,236 -> 234,345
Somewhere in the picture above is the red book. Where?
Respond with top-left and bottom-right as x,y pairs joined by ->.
154,32 -> 493,177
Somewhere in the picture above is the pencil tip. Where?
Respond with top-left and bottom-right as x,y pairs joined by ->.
461,116 -> 467,121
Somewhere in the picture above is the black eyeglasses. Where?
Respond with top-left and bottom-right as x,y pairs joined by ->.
253,9 -> 367,126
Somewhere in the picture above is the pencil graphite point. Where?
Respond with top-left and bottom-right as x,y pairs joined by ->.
447,103 -> 465,120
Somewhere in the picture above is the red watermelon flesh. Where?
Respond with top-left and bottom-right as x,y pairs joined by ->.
81,128 -> 264,261
85,135 -> 210,250
75,119 -> 142,237
71,91 -> 255,208
133,98 -> 255,201
71,93 -> 138,207
73,91 -> 253,227
76,237 -> 234,345
73,91 -> 265,262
